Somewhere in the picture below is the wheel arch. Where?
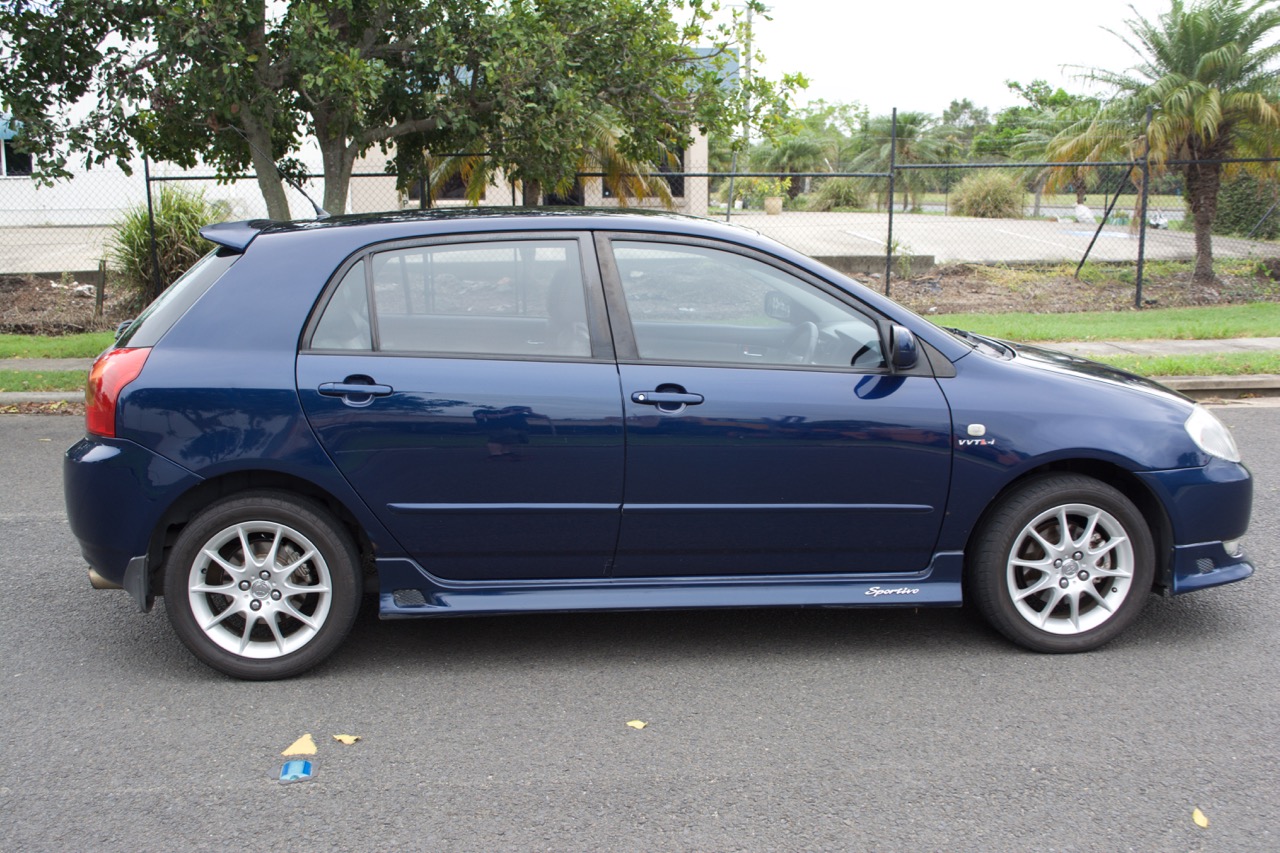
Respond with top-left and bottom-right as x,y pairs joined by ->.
145,470 -> 376,597
963,458 -> 1175,594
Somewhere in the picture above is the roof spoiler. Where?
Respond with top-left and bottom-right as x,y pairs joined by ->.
200,220 -> 269,253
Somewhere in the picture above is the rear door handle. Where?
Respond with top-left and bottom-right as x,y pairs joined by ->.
319,381 -> 393,398
631,391 -> 704,406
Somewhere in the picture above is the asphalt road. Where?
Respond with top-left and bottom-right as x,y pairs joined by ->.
2,410 -> 1277,852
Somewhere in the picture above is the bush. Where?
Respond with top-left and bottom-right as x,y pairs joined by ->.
1212,173 -> 1280,240
806,177 -> 872,212
717,176 -> 791,209
951,171 -> 1025,219
109,186 -> 228,304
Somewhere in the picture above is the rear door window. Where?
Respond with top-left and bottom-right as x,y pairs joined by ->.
309,239 -> 593,359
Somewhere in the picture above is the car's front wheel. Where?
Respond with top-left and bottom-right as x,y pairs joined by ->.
969,474 -> 1155,653
163,491 -> 361,679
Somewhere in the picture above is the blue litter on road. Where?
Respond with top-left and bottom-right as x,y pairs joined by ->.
279,760 -> 315,784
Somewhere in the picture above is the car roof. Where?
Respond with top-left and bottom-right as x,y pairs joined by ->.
200,207 -> 760,253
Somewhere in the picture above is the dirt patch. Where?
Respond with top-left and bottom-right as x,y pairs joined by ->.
0,274 -> 136,335
858,264 -> 1280,315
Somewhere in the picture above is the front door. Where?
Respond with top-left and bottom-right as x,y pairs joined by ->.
601,237 -> 953,577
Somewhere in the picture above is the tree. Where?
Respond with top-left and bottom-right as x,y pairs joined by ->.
971,80 -> 1076,160
935,98 -> 990,161
850,112 -> 943,211
1047,0 -> 1280,283
0,0 -> 800,218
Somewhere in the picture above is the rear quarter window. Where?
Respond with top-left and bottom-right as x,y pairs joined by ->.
116,249 -> 240,348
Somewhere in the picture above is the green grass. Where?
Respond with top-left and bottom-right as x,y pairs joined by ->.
0,370 -> 87,393
1094,352 -> 1280,377
932,302 -> 1280,343
0,332 -> 114,359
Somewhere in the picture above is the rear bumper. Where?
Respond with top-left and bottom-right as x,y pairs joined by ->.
64,435 -> 201,606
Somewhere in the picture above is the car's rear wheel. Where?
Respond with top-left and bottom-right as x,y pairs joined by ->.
969,474 -> 1154,653
164,491 -> 360,679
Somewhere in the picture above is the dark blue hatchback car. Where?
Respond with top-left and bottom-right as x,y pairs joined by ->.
65,209 -> 1254,679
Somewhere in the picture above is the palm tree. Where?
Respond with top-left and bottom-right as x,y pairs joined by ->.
421,105 -> 676,208
1048,0 -> 1280,283
850,112 -> 944,211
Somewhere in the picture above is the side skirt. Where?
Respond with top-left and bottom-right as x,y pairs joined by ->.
376,553 -> 965,618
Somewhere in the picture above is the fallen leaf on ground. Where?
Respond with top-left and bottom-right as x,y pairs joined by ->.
333,734 -> 361,745
626,720 -> 647,730
282,733 -> 318,756
1192,808 -> 1209,828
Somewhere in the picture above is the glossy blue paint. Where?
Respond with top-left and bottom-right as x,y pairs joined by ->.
64,435 -> 204,584
613,362 -> 952,575
374,553 -> 967,617
63,208 -> 1255,666
297,353 -> 625,580
1136,458 -> 1253,545
930,347 -> 1206,553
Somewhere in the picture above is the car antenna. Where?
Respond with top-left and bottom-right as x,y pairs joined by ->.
222,124 -> 331,219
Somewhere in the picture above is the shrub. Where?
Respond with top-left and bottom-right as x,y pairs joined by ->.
109,186 -> 228,304
951,171 -> 1025,219
1212,173 -> 1280,240
717,176 -> 791,209
806,177 -> 871,212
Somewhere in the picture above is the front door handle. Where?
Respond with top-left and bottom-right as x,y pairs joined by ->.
631,391 -> 704,406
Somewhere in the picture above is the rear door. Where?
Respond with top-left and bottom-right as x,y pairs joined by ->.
599,235 -> 953,577
298,233 -> 624,581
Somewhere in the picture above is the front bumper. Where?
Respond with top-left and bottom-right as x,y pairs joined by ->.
1137,458 -> 1254,595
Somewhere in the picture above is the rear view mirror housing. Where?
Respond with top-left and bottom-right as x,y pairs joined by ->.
890,324 -> 918,371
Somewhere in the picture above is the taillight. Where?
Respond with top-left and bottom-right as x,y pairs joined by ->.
86,347 -> 151,437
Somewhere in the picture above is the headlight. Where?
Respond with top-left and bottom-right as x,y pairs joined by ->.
1185,405 -> 1241,463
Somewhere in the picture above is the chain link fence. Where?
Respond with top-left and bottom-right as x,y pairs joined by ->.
3,154 -> 1279,309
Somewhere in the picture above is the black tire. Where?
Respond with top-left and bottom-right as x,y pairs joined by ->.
968,474 -> 1155,653
163,491 -> 361,679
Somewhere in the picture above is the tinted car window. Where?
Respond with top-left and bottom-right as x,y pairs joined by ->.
361,239 -> 591,358
311,263 -> 372,350
613,241 -> 885,369
117,249 -> 239,348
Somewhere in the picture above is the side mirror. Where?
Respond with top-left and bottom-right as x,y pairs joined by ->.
890,324 -> 918,371
763,291 -> 792,321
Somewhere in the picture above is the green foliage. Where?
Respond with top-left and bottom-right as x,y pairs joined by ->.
1046,0 -> 1280,282
108,186 -> 226,303
720,176 -> 791,208
0,1 -> 804,216
1212,172 -> 1280,238
950,171 -> 1025,218
850,112 -> 942,210
806,177 -> 871,211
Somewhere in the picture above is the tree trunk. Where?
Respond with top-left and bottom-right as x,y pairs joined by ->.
242,12 -> 290,220
315,112 -> 356,215
320,140 -> 355,215
241,114 -> 291,220
1185,161 -> 1222,284
522,180 -> 541,206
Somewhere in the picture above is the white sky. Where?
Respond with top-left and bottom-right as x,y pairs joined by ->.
749,0 -> 1178,117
